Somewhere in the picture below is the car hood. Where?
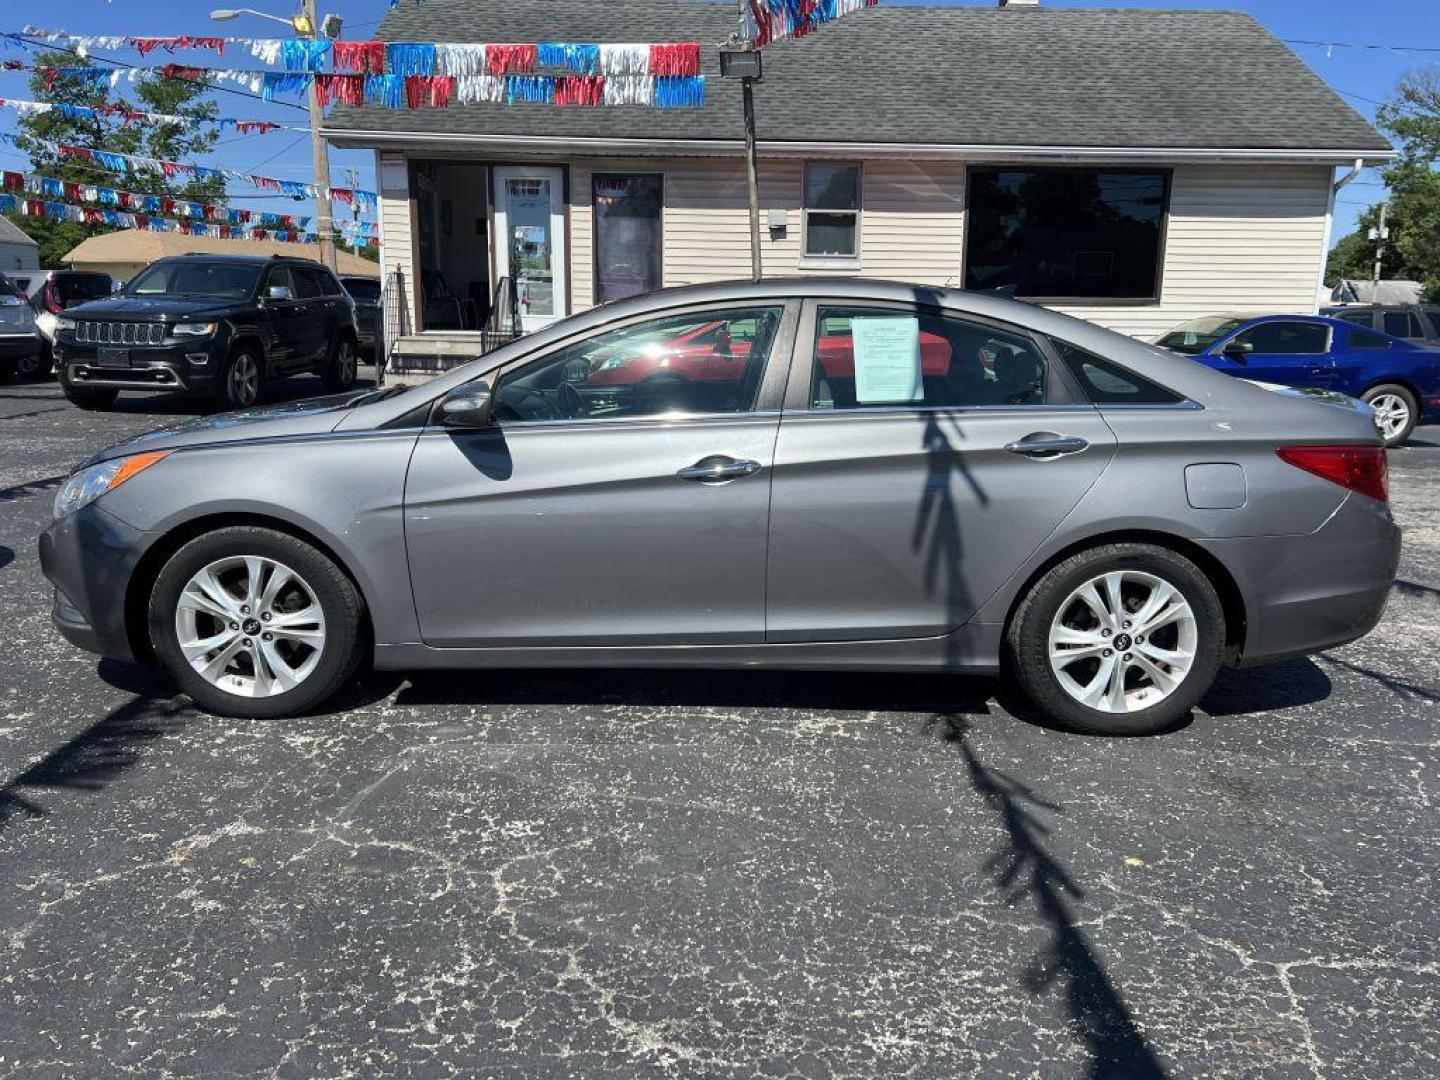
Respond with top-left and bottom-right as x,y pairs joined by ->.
67,296 -> 246,320
84,391 -> 374,465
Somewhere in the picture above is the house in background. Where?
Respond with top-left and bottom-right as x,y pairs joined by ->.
61,230 -> 380,284
324,0 -> 1394,373
0,216 -> 40,275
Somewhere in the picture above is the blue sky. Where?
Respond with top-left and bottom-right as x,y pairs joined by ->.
0,0 -> 1432,243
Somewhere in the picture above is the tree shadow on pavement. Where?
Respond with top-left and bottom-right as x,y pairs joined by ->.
0,661 -> 189,830
1316,654 -> 1439,702
931,714 -> 1169,1079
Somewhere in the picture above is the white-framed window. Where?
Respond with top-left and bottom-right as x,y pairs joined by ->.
803,162 -> 861,259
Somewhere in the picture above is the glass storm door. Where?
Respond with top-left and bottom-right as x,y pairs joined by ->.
493,165 -> 568,332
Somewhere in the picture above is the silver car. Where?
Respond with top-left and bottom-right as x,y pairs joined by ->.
39,280 -> 1399,735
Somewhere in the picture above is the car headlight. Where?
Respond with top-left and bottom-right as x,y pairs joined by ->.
53,451 -> 170,520
172,322 -> 218,338
53,316 -> 76,332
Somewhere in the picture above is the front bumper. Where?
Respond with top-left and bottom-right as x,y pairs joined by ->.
38,502 -> 150,661
56,339 -> 222,392
1200,491 -> 1401,667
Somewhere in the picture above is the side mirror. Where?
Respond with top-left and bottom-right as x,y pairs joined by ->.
439,381 -> 494,429
1221,340 -> 1253,362
267,285 -> 293,301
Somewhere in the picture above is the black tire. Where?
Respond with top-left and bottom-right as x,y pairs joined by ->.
16,344 -> 51,380
147,526 -> 365,718
216,345 -> 263,409
321,333 -> 358,392
1360,383 -> 1418,448
1007,543 -> 1225,736
58,369 -> 118,410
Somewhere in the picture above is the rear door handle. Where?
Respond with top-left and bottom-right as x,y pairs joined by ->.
1004,432 -> 1090,458
676,455 -> 763,483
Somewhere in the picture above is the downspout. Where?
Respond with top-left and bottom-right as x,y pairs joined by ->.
1315,158 -> 1365,311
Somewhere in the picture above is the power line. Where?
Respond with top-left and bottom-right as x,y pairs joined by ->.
1285,37 -> 1440,55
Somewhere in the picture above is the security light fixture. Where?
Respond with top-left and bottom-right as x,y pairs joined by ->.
719,47 -> 762,80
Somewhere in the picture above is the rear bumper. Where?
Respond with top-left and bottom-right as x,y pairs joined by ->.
38,503 -> 149,662
1199,492 -> 1401,667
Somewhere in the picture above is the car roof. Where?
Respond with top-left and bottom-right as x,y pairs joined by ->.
158,254 -> 325,267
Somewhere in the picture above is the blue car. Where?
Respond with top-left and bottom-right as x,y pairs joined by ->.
1156,314 -> 1440,447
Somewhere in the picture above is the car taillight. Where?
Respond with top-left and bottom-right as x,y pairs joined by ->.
1276,444 -> 1388,503
42,281 -> 64,314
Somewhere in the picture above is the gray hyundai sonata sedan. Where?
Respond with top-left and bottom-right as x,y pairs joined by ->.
39,279 -> 1399,735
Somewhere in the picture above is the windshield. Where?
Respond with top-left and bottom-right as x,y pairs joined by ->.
126,261 -> 262,300
1155,316 -> 1247,355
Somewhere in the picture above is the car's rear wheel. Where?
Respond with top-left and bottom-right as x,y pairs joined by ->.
16,346 -> 50,380
217,347 -> 262,409
1360,384 -> 1418,448
147,527 -> 365,718
1008,543 -> 1225,735
321,335 -> 358,392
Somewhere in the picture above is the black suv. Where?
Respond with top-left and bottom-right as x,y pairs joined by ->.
52,254 -> 360,410
1322,304 -> 1440,346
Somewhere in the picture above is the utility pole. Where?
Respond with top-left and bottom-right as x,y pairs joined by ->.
344,165 -> 362,254
1369,201 -> 1388,301
301,0 -> 337,270
720,0 -> 763,282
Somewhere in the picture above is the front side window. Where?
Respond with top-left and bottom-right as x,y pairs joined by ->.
493,305 -> 784,424
1230,321 -> 1329,354
593,174 -> 662,304
264,266 -> 297,298
809,306 -> 1047,410
1383,311 -> 1422,339
803,163 -> 861,258
965,168 -> 1169,300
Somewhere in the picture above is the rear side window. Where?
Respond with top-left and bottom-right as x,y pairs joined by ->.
1050,338 -> 1184,405
1382,311 -> 1423,339
1331,308 -> 1375,328
316,269 -> 344,296
1231,321 -> 1329,354
1350,328 -> 1392,350
343,278 -> 381,301
810,306 -> 1048,410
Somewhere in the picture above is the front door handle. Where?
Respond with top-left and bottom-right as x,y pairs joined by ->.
1004,432 -> 1090,458
676,455 -> 763,484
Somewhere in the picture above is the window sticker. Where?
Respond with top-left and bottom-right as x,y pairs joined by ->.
851,316 -> 923,403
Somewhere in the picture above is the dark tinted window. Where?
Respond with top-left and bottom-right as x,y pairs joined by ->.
341,277 -> 381,301
1329,308 -> 1375,327
291,266 -> 324,300
1350,328 -> 1392,350
1231,322 -> 1329,354
1383,311 -> 1422,339
810,306 -> 1047,410
1051,338 -> 1184,405
315,268 -> 344,296
55,273 -> 112,302
964,169 -> 1168,299
495,306 -> 783,423
593,174 -> 662,303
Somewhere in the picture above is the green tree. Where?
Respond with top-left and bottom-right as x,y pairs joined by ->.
3,47 -> 225,267
1327,66 -> 1440,300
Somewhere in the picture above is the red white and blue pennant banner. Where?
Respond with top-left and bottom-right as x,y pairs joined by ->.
2,168 -> 310,228
0,131 -> 377,208
29,64 -> 706,110
743,0 -> 879,47
0,191 -> 314,243
0,96 -> 297,134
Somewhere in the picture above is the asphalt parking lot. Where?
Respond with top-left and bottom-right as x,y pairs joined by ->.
0,375 -> 1435,1079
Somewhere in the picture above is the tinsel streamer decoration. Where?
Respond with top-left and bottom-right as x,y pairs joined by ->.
385,43 -> 436,77
553,75 -> 604,106
649,43 -> 700,76
487,43 -> 538,75
280,38 -> 332,72
537,42 -> 599,74
654,75 -> 705,108
435,44 -> 487,76
332,40 -> 385,73
363,74 -> 406,109
505,74 -> 553,104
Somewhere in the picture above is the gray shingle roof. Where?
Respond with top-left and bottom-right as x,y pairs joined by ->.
0,216 -> 39,246
327,2 -> 1390,152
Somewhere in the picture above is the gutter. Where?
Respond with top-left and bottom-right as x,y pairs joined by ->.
322,128 -> 1396,167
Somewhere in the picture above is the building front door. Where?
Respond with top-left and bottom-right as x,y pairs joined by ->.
493,166 -> 567,332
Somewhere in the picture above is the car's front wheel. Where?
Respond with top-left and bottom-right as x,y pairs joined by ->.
1361,383 -> 1418,448
1008,543 -> 1225,735
148,526 -> 365,717
217,347 -> 262,409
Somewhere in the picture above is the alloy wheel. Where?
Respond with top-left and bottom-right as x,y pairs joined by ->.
337,341 -> 357,386
174,555 -> 326,698
1368,393 -> 1410,442
1047,569 -> 1198,714
228,353 -> 259,406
